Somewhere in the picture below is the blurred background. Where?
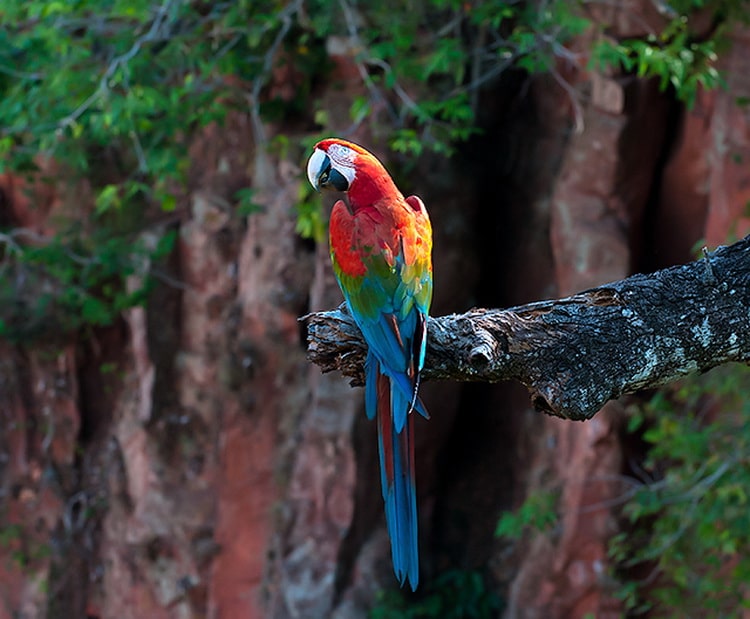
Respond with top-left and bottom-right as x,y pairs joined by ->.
0,1 -> 749,617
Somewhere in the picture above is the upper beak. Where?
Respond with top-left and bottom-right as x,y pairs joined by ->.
307,148 -> 329,192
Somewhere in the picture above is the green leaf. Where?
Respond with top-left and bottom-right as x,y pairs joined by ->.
95,184 -> 121,214
161,193 -> 177,212
81,296 -> 112,325
235,188 -> 263,216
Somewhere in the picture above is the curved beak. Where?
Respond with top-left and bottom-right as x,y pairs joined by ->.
307,148 -> 329,192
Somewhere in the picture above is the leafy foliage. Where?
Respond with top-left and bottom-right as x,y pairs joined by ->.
0,227 -> 176,340
369,569 -> 502,619
0,0 -> 293,188
0,0 -> 742,337
611,364 -> 750,617
0,0 -> 306,337
590,21 -> 723,108
494,365 -> 750,616
590,0 -> 750,107
495,489 -> 559,540
332,0 -> 593,156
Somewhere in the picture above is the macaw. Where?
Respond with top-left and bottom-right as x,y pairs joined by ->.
307,138 -> 432,590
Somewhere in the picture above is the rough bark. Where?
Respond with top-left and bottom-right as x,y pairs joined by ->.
306,236 -> 750,421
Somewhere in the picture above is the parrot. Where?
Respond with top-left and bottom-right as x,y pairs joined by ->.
307,138 -> 432,590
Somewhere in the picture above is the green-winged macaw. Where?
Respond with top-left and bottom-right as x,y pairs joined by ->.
307,138 -> 432,590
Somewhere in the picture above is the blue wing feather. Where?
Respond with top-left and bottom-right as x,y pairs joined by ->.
342,271 -> 429,424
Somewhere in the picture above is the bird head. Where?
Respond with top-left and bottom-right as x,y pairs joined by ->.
307,138 -> 400,212
307,138 -> 372,193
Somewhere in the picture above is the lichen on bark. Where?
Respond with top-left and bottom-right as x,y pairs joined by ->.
306,235 -> 750,420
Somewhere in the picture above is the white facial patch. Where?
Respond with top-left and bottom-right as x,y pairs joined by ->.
326,144 -> 357,185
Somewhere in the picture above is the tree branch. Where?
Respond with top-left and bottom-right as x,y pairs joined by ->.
304,236 -> 750,421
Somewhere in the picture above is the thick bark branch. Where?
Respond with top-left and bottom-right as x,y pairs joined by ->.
304,236 -> 750,420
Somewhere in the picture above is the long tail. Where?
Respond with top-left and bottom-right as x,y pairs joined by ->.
374,359 -> 419,590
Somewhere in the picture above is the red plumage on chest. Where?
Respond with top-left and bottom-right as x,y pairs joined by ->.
330,196 -> 421,278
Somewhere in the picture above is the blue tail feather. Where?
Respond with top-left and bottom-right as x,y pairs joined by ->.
365,352 -> 379,420
376,365 -> 420,590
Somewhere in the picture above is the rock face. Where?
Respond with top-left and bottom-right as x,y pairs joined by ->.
497,21 -> 750,619
0,22 -> 749,619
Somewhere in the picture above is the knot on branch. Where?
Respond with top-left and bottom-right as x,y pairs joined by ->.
529,381 -> 601,422
468,327 -> 499,370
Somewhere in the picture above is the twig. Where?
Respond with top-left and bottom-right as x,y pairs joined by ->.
338,0 -> 400,126
248,0 -> 301,147
57,0 -> 177,132
550,67 -> 585,134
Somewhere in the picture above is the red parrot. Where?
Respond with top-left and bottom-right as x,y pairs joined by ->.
307,138 -> 432,590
